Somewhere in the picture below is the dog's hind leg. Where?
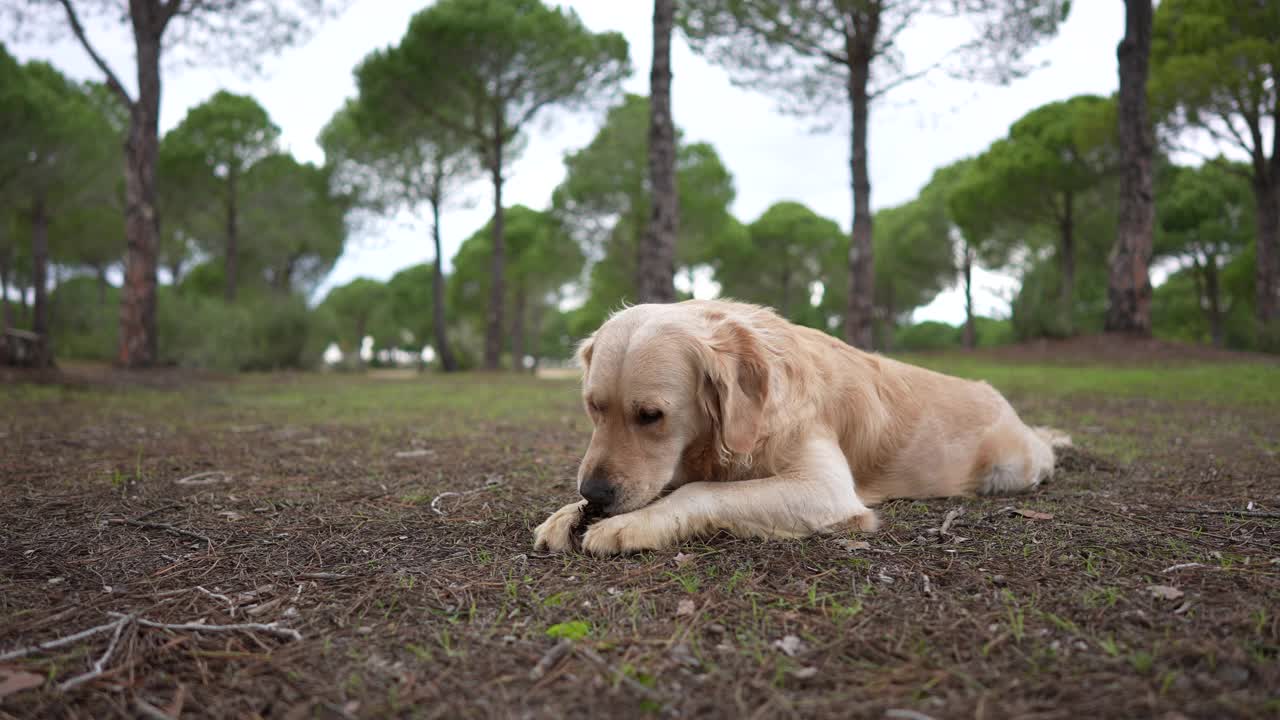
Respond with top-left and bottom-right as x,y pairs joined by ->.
975,419 -> 1062,496
580,434 -> 877,555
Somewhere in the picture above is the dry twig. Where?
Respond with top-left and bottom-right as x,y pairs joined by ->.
1169,508 -> 1280,520
108,613 -> 303,641
59,614 -> 133,691
108,518 -> 212,547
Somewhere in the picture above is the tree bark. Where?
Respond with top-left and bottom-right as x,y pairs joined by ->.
1255,175 -> 1280,327
0,245 -> 11,332
96,265 -> 109,306
1202,253 -> 1224,348
1106,0 -> 1154,335
963,244 -> 976,349
115,2 -> 164,368
637,0 -> 678,304
843,14 -> 877,350
780,262 -> 792,318
1060,191 -> 1076,335
430,192 -> 457,372
31,196 -> 53,367
224,165 -> 239,302
511,282 -> 527,373
485,132 -> 506,371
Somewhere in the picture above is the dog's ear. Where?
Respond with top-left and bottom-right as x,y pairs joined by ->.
698,319 -> 769,456
575,334 -> 595,371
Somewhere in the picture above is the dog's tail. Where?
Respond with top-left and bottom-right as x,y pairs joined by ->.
1033,426 -> 1073,449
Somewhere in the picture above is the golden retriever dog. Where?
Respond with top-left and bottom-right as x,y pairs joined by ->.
533,300 -> 1069,556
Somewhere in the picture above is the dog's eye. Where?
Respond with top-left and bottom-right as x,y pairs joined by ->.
635,408 -> 664,426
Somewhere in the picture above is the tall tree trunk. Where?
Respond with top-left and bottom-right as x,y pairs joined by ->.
0,246 -> 11,333
963,244 -> 976,349
429,192 -> 457,372
780,263 -> 792,318
116,7 -> 163,368
96,265 -> 109,306
485,132 -> 506,371
1106,0 -> 1155,335
1203,253 -> 1224,348
1255,175 -> 1280,327
224,165 -> 239,302
843,17 -> 877,350
1060,191 -> 1076,336
881,277 -> 895,352
31,196 -> 52,368
511,283 -> 527,373
637,0 -> 678,304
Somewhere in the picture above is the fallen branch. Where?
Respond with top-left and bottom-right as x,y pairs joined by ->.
1169,509 -> 1280,520
59,614 -> 133,691
939,507 -> 964,536
528,639 -> 573,681
576,645 -> 666,706
134,697 -> 177,720
108,518 -> 211,547
133,504 -> 182,522
0,615 -> 131,661
886,710 -> 938,720
175,470 -> 232,486
298,572 -> 350,580
108,613 -> 303,642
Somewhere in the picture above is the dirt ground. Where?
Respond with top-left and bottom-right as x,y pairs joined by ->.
1,351 -> 1278,719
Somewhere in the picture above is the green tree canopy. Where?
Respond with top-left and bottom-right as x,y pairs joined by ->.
356,0 -> 629,369
553,94 -> 737,335
1151,0 -> 1280,335
163,91 -> 281,301
711,201 -> 842,324
948,95 -> 1117,334
450,205 -> 584,368
1155,160 -> 1254,346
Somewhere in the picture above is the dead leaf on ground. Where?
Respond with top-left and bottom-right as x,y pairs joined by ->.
772,635 -> 807,657
393,449 -> 434,458
217,510 -> 246,522
676,599 -> 696,617
835,538 -> 871,551
0,668 -> 43,698
673,552 -> 693,567
1013,508 -> 1054,520
1148,585 -> 1185,601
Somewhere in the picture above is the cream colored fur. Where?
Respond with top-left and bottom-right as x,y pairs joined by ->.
533,300 -> 1069,555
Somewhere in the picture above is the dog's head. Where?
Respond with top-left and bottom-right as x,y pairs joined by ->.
574,303 -> 770,515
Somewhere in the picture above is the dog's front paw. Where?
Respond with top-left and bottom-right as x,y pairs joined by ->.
533,500 -> 589,553
580,513 -> 674,556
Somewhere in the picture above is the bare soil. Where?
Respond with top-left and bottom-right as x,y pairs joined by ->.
1,362 -> 1277,719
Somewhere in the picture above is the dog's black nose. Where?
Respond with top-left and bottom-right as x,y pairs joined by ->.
579,468 -> 615,507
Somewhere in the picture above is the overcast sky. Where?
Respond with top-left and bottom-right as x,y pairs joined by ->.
11,1 -> 1128,325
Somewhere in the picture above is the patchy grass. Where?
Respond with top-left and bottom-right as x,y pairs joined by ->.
1,355 -> 1278,719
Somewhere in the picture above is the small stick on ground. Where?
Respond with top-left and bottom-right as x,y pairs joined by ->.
576,645 -> 667,706
108,518 -> 211,547
939,507 -> 965,536
430,491 -> 462,516
1169,509 -> 1280,519
108,613 -> 303,642
135,697 -> 178,720
132,503 -> 183,522
59,615 -> 134,691
528,639 -> 573,681
886,710 -> 938,720
0,615 -> 132,661
174,470 -> 231,486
